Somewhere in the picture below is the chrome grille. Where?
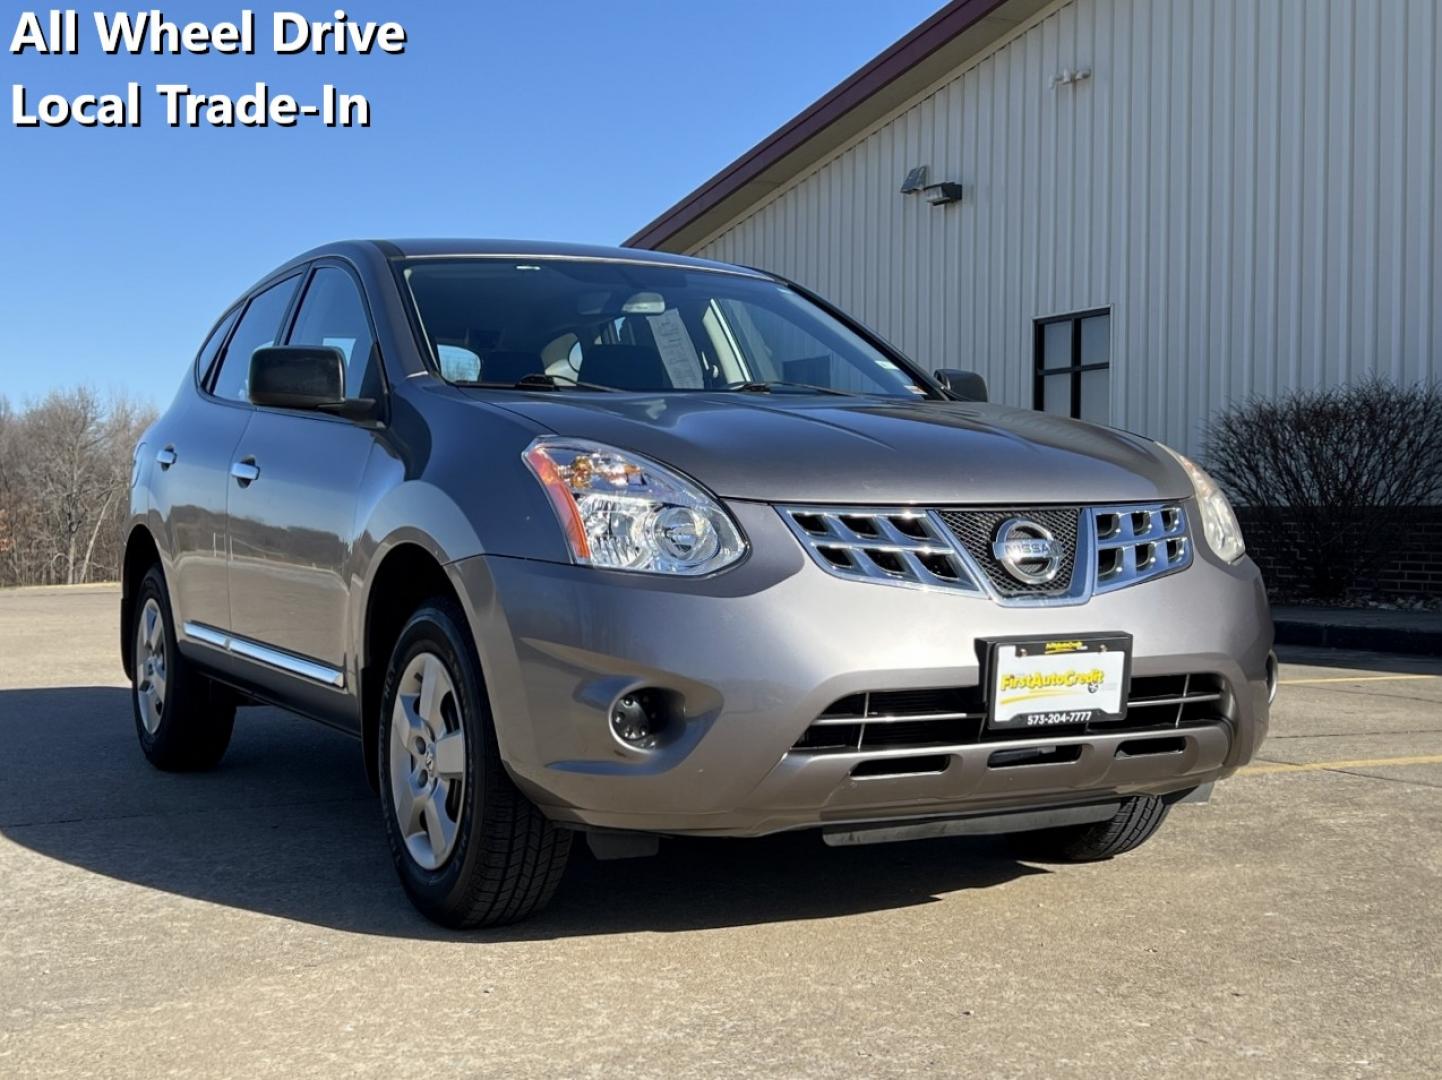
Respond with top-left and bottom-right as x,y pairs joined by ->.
792,674 -> 1227,754
936,507 -> 1081,597
778,508 -> 981,593
1092,503 -> 1191,592
779,500 -> 1192,603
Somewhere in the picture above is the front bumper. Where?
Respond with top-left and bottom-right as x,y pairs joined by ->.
452,501 -> 1273,837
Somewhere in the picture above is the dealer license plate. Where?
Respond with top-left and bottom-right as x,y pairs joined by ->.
986,634 -> 1131,730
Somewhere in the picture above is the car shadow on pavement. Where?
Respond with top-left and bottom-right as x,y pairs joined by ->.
2,686 -> 1045,940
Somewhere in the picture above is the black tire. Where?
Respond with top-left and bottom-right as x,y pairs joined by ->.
1010,795 -> 1169,862
130,565 -> 235,771
377,599 -> 571,928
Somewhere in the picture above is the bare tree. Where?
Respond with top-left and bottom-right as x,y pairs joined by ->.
0,397 -> 13,573
0,388 -> 155,587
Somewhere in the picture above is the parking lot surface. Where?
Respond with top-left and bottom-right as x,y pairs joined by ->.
2,585 -> 1439,1078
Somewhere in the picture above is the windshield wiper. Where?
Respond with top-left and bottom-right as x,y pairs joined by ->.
455,373 -> 617,392
722,380 -> 855,396
517,372 -> 620,392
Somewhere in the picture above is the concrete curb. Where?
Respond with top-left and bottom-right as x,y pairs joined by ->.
0,582 -> 121,596
1272,615 -> 1442,658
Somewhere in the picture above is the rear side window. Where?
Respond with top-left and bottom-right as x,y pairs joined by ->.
193,308 -> 239,384
287,267 -> 379,400
210,275 -> 301,402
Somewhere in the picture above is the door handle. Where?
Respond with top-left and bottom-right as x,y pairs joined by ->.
155,446 -> 177,469
230,459 -> 260,486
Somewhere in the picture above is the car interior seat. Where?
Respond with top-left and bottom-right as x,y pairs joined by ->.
579,344 -> 672,391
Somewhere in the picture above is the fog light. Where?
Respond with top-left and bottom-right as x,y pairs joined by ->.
611,696 -> 651,743
608,686 -> 669,744
609,688 -> 679,749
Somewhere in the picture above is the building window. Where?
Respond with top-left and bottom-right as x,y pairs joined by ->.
1034,309 -> 1111,424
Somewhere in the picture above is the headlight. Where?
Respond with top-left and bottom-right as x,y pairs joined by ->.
522,438 -> 746,575
1156,443 -> 1245,562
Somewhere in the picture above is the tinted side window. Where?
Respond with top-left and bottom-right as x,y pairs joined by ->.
194,308 -> 239,384
210,275 -> 301,403
286,267 -> 379,399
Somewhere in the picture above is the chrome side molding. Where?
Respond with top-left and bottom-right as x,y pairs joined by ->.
182,621 -> 345,688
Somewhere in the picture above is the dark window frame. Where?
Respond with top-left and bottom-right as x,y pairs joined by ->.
1032,307 -> 1111,420
284,260 -> 388,403
192,305 -> 243,389
203,271 -> 307,403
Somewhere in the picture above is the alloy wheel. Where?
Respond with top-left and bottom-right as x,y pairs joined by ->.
134,597 -> 167,734
389,651 -> 467,870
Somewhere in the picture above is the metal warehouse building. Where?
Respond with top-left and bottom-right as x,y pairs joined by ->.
627,0 -> 1442,456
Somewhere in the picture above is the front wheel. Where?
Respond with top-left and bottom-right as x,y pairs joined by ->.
377,600 -> 571,928
130,565 -> 235,771
1009,795 -> 1170,862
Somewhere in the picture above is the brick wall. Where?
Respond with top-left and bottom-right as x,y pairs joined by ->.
1236,507 -> 1442,601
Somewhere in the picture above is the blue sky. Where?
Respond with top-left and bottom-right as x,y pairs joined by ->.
0,1 -> 942,406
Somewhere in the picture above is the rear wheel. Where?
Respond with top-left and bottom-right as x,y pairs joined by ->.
378,600 -> 571,928
130,565 -> 235,771
1010,795 -> 1169,861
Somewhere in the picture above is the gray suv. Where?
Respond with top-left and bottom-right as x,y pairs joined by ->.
123,240 -> 1274,927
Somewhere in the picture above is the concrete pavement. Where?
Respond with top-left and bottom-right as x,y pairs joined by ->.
1,585 -> 1439,1078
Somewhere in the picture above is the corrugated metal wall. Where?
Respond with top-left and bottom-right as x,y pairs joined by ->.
692,0 -> 1442,454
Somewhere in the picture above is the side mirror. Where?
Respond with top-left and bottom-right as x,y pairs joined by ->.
249,346 -> 345,410
933,368 -> 988,402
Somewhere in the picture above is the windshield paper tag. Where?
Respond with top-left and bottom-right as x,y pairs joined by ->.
646,308 -> 705,389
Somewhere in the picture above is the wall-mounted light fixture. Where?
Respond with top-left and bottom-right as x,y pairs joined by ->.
1050,66 -> 1092,89
899,165 -> 964,206
922,182 -> 964,206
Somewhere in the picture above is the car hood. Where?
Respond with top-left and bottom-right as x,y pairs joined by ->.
475,392 -> 1189,505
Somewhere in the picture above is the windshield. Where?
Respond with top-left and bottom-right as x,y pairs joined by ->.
402,258 -> 932,397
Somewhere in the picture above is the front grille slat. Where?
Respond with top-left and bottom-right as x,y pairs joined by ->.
1091,502 -> 1192,593
832,711 -> 985,724
793,674 -> 1230,755
779,506 -> 983,594
1126,693 -> 1222,708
